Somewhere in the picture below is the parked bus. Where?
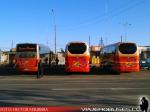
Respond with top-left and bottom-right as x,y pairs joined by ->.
15,43 -> 52,72
100,42 -> 139,73
65,42 -> 90,73
139,46 -> 150,70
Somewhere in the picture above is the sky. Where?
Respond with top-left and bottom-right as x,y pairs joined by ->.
0,0 -> 150,51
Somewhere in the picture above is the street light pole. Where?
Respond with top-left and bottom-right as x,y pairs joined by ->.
123,22 -> 131,42
54,24 -> 56,54
89,35 -> 91,48
51,9 -> 56,54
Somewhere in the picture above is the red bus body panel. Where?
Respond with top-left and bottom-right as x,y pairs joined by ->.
113,56 -> 140,72
16,58 -> 38,72
101,42 -> 140,73
65,56 -> 90,73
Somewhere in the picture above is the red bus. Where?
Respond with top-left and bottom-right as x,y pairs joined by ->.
65,42 -> 90,73
100,42 -> 139,73
15,43 -> 51,73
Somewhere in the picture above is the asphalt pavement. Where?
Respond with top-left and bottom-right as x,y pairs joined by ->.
0,67 -> 149,110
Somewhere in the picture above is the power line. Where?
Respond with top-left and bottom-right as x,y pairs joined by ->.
58,0 -> 147,31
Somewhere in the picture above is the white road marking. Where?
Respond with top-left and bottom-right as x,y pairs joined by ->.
1,87 -> 149,92
52,88 -> 149,91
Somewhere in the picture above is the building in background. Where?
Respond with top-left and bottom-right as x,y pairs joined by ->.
57,51 -> 65,65
0,51 -> 9,65
0,48 -> 16,66
0,50 -> 3,64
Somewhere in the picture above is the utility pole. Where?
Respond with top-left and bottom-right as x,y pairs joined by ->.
11,40 -> 13,49
89,35 -> 91,48
121,35 -> 123,42
123,22 -> 131,42
46,36 -> 48,46
54,24 -> 56,54
52,9 -> 57,54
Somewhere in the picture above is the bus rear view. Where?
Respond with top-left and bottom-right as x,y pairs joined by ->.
15,43 -> 38,72
117,42 -> 139,72
65,42 -> 90,73
100,42 -> 139,73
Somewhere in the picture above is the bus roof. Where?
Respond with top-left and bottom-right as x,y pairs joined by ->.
67,41 -> 87,44
104,42 -> 137,47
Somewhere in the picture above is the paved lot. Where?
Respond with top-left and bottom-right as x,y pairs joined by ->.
0,67 -> 149,109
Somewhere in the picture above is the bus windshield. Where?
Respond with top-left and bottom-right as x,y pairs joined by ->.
119,43 -> 137,54
68,43 -> 87,54
18,52 -> 37,58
